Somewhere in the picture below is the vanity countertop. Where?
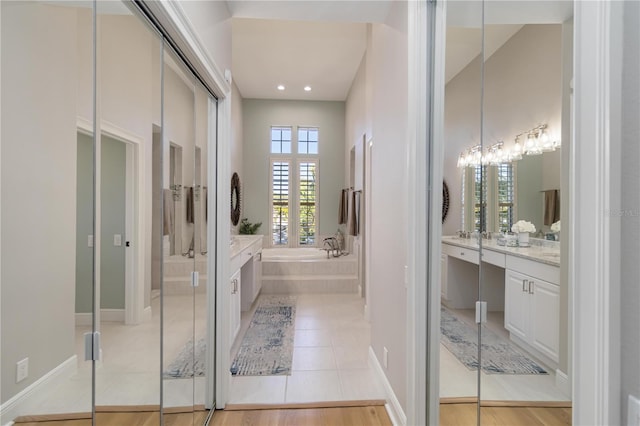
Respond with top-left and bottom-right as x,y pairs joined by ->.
230,235 -> 263,259
441,235 -> 560,267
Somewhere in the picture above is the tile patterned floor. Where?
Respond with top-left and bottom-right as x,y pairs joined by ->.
228,293 -> 386,404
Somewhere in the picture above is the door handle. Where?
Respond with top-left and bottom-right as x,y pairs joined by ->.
522,279 -> 527,292
528,280 -> 534,294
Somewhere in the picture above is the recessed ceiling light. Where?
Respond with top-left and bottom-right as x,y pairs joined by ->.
304,86 -> 312,92
277,85 -> 285,91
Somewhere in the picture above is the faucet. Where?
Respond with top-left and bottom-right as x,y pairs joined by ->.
322,237 -> 341,259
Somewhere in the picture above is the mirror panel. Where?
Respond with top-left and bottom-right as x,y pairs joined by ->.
440,2 -> 484,421
94,0 -> 163,412
161,46 -> 197,419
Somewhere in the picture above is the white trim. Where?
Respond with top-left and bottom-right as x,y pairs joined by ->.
75,309 -> 125,326
215,96 -> 232,409
206,97 -> 221,410
141,305 -> 152,323
142,1 -> 230,99
0,356 -> 77,424
555,369 -> 571,398
572,1 -> 623,425
75,118 -> 146,326
408,0 -> 442,425
369,347 -> 406,426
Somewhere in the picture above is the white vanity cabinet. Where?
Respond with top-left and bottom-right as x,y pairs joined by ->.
230,269 -> 241,343
504,256 -> 560,364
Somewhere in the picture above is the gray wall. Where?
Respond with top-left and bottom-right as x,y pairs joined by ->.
100,136 -> 126,310
621,0 -> 640,422
242,99 -> 345,240
368,0 -> 409,409
1,2 -> 78,403
76,133 -> 94,313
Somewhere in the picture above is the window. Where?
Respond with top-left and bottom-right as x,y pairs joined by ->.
474,165 -> 487,232
298,127 -> 318,154
271,161 -> 290,245
298,161 -> 317,245
461,162 -> 515,233
497,163 -> 515,233
271,126 -> 292,154
269,126 -> 320,246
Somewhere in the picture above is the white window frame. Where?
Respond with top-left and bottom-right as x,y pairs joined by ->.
269,158 -> 292,247
296,158 -> 320,247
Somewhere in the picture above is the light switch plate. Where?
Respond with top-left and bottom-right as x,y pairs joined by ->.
114,234 -> 122,246
88,235 -> 94,247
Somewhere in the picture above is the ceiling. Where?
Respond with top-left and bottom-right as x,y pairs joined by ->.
228,0 -> 574,101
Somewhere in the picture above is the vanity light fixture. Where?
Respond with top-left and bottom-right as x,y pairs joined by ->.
456,124 -> 561,168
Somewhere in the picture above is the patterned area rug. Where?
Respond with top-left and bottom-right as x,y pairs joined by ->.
164,338 -> 206,379
230,296 -> 296,376
441,307 -> 547,375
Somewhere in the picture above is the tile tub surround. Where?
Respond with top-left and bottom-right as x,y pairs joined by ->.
261,251 -> 358,294
441,236 -> 560,266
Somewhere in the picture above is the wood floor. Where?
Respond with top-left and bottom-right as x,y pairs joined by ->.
13,411 -> 209,426
210,405 -> 392,426
12,403 -> 571,426
440,403 -> 572,426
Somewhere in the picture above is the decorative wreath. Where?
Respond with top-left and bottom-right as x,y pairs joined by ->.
442,180 -> 450,224
230,172 -> 241,226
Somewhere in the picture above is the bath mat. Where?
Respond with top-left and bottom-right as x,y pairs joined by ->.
164,338 -> 206,379
230,295 -> 296,376
440,307 -> 547,374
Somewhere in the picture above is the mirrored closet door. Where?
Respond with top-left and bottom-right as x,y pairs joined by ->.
440,1 -> 573,424
1,1 -> 216,424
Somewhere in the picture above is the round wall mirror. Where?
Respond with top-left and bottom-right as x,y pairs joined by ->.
442,180 -> 450,223
231,172 -> 241,226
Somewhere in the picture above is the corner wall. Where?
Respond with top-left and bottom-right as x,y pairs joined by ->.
1,2 -> 78,404
367,0 -> 409,411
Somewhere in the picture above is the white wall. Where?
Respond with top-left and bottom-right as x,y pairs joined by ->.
230,82 -> 244,234
620,1 -> 640,422
367,0 -> 409,410
345,54 -> 367,188
242,99 -> 345,240
1,2 -> 78,404
443,24 -> 564,235
179,1 -> 232,76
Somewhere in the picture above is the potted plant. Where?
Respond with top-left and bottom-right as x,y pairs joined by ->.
238,218 -> 262,235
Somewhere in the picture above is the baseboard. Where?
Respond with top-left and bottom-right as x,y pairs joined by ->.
0,355 -> 77,425
368,347 -> 406,426
76,309 -> 125,326
555,369 -> 571,398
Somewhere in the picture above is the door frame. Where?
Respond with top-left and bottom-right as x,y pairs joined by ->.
77,117 -> 147,326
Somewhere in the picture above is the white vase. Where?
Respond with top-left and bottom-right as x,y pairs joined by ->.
518,232 -> 530,246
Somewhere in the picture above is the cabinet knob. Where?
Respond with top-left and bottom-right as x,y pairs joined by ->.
460,252 -> 464,256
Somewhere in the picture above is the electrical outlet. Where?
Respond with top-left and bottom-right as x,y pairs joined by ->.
383,347 -> 389,369
628,394 -> 640,426
16,358 -> 28,383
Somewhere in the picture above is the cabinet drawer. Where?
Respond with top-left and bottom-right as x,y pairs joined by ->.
442,243 -> 479,264
481,249 -> 505,268
506,255 -> 560,284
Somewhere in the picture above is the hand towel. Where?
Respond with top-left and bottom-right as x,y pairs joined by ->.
543,189 -> 560,226
163,189 -> 174,236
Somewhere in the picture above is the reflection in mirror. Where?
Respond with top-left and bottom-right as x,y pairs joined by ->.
439,1 -> 483,419
94,0 -> 163,412
161,46 -> 197,421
